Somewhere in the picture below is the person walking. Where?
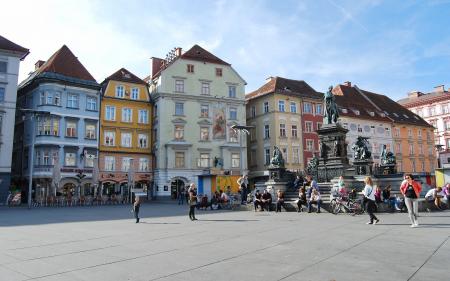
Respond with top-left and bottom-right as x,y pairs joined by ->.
363,177 -> 379,225
178,187 -> 185,205
237,175 -> 249,204
444,183 -> 450,209
400,174 -> 422,227
188,183 -> 198,221
133,196 -> 141,223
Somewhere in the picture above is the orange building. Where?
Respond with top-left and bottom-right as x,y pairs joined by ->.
99,68 -> 152,198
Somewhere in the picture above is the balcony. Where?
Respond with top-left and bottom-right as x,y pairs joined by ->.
197,158 -> 212,169
34,165 -> 54,173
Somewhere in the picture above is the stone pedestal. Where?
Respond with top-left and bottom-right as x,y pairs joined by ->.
316,124 -> 350,182
264,166 -> 289,192
353,159 -> 374,175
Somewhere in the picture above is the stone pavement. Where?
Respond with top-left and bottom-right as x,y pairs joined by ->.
0,204 -> 449,281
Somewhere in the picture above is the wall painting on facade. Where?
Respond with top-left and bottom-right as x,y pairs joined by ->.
213,105 -> 226,139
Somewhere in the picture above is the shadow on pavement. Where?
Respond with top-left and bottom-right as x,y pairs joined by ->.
195,219 -> 259,222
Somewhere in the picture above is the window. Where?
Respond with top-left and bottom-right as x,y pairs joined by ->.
396,143 -> 401,153
65,152 -> 76,166
385,127 -> 391,137
317,122 -> 322,130
200,105 -> 209,117
139,158 -> 149,171
228,86 -> 236,98
430,107 -> 435,116
427,131 -> 431,140
279,124 -> 286,137
0,61 -> 6,73
138,134 -> 148,148
199,153 -> 210,168
42,150 -> 51,165
67,94 -> 79,108
122,157 -> 132,172
409,144 -> 414,155
250,127 -> 256,140
86,97 -> 97,110
411,160 -> 416,172
265,148 -> 271,165
421,161 -> 425,172
40,92 -> 45,105
291,125 -> 298,138
264,102 -> 269,113
131,88 -> 139,100
306,140 -> 314,151
121,132 -> 132,147
37,117 -> 59,136
65,120 -> 77,137
408,129 -> 412,137
229,127 -> 238,142
0,88 -> 4,102
357,125 -> 363,133
104,156 -> 115,171
174,125 -> 184,140
418,129 -> 422,137
122,108 -> 132,122
264,124 -> 270,139
0,114 -> 2,135
447,139 -> 450,150
278,101 -> 285,112
138,110 -> 148,124
201,83 -> 210,95
251,106 -> 256,118
250,149 -> 257,166
292,148 -> 300,164
442,105 -> 449,114
105,106 -> 116,121
445,121 -> 450,130
394,128 -> 400,137
104,131 -> 115,146
290,102 -> 297,113
231,153 -> 240,168
316,104 -> 323,115
175,80 -> 184,92
200,127 -> 209,141
175,102 -> 184,115
229,107 -> 237,120
305,121 -> 313,133
282,148 -> 288,163
216,68 -> 222,77
116,85 -> 125,98
419,144 -> 423,155
84,152 -> 95,168
303,102 -> 312,114
187,64 -> 194,73
175,152 -> 185,168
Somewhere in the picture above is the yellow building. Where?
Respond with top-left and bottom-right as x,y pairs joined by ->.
99,68 -> 152,198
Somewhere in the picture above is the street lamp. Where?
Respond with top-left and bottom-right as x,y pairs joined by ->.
230,125 -> 254,176
19,108 -> 51,209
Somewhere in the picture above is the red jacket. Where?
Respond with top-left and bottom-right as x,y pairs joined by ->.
400,180 -> 422,198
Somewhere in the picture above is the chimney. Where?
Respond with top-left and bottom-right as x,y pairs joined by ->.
343,81 -> 351,87
408,91 -> 423,98
175,47 -> 182,57
150,57 -> 164,78
434,85 -> 445,92
35,60 -> 45,70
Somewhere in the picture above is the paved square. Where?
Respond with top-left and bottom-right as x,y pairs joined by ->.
0,204 -> 449,281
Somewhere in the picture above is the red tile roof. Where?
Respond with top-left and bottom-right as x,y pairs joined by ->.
0,35 -> 29,60
333,84 -> 432,127
246,76 -> 321,100
398,91 -> 450,108
36,45 -> 96,82
102,68 -> 147,86
181,44 -> 230,66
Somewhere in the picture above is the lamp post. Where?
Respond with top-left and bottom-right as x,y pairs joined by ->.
230,125 -> 254,176
19,109 -> 51,209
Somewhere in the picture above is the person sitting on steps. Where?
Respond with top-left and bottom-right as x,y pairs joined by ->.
261,189 -> 272,211
296,187 -> 307,212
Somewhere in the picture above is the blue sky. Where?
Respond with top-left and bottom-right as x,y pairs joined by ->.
2,0 -> 450,100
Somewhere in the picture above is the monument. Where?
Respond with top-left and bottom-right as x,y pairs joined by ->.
377,144 -> 397,175
265,146 -> 292,191
351,136 -> 374,175
316,86 -> 350,182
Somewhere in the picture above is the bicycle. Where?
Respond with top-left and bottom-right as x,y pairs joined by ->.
330,195 -> 364,216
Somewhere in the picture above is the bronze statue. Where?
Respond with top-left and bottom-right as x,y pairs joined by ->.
270,146 -> 285,168
351,136 -> 372,160
380,144 -> 396,165
306,153 -> 319,175
324,86 -> 339,124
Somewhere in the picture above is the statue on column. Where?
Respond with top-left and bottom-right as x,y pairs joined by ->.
324,86 -> 339,124
270,146 -> 285,168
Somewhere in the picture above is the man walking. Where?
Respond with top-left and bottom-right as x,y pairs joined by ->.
237,175 -> 249,204
188,183 -> 198,221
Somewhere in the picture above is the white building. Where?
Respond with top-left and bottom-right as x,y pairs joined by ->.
0,35 -> 28,202
147,45 -> 247,197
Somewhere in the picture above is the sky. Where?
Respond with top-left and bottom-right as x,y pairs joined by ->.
2,0 -> 450,100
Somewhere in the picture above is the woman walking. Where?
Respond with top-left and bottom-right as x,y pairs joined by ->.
363,177 -> 379,225
133,196 -> 141,223
188,183 -> 198,221
400,174 -> 422,227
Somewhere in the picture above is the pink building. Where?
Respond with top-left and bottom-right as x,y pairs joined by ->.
398,85 -> 450,167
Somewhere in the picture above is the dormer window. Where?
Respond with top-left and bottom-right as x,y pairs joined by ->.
352,109 -> 360,115
116,85 -> 125,98
341,108 -> 348,114
414,116 -> 420,120
378,112 -> 385,117
366,110 -> 375,117
393,113 -> 399,117
403,114 -> 409,119
187,64 -> 194,73
384,111 -> 389,116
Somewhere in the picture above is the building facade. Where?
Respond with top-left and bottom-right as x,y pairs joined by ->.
333,82 -> 435,173
99,68 -> 152,198
398,85 -> 450,168
13,45 -> 100,199
246,77 -> 322,180
0,35 -> 29,201
147,45 -> 247,198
